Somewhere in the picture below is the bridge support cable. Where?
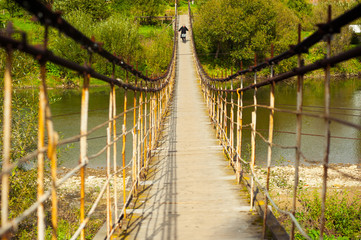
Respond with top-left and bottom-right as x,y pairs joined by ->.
0,0 -> 178,239
189,1 -> 361,240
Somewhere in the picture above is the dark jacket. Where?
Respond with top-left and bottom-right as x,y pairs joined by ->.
178,26 -> 189,34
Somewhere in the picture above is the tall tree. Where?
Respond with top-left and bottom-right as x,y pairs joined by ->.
193,0 -> 297,67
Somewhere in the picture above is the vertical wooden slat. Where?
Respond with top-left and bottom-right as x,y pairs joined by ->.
1,44 -> 12,240
140,91 -> 144,174
250,66 -> 258,210
38,66 -> 46,240
37,23 -> 51,239
39,24 -> 59,240
144,90 -> 148,169
291,25 -> 304,239
112,75 -> 118,223
263,61 -> 275,238
236,72 -> 244,184
230,78 -> 234,166
122,90 -> 128,221
106,85 -> 113,236
224,90 -> 228,150
80,56 -> 90,240
148,92 -> 153,156
320,6 -> 332,240
134,72 -> 138,192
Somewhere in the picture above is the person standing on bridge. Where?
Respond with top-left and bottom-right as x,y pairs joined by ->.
178,25 -> 188,42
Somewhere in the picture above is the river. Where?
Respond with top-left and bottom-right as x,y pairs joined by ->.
236,77 -> 361,166
46,77 -> 361,168
50,87 -> 137,168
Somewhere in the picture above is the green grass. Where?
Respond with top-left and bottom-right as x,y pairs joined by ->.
293,190 -> 361,239
301,30 -> 313,40
0,13 -> 44,44
138,25 -> 165,38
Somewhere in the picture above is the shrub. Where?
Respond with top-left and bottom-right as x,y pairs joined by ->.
53,0 -> 111,21
296,190 -> 361,239
141,26 -> 173,76
93,13 -> 141,63
49,10 -> 94,78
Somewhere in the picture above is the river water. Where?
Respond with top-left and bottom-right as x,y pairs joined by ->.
236,77 -> 361,166
46,77 -> 360,168
50,87 -> 137,168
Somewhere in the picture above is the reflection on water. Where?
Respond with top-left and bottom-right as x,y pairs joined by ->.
235,77 -> 361,166
28,77 -> 361,168
50,87 -> 139,168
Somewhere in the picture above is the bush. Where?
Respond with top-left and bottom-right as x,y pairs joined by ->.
296,190 -> 361,239
93,14 -> 141,63
193,0 -> 298,70
141,26 -> 173,76
53,0 -> 111,21
49,10 -> 94,78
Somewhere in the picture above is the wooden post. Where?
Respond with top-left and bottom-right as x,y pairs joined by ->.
122,89 -> 128,222
250,55 -> 258,210
1,38 -> 12,240
263,48 -> 275,237
79,52 -> 90,240
320,6 -> 332,240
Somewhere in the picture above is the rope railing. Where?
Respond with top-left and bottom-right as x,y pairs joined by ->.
0,0 -> 177,239
189,1 -> 361,240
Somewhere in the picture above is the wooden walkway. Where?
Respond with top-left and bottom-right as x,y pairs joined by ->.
113,15 -> 263,240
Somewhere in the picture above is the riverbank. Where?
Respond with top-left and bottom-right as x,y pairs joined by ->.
255,164 -> 361,193
55,167 -> 130,239
57,167 -> 130,202
253,164 -> 361,238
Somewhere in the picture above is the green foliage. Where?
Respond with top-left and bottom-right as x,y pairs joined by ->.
141,26 -> 173,76
1,0 -> 175,84
8,168 -> 40,239
295,190 -> 361,239
297,229 -> 350,240
0,87 -> 40,239
53,0 -> 111,20
176,0 -> 190,14
192,0 -> 361,76
91,13 -> 142,76
309,1 -> 354,58
0,90 -> 38,160
94,14 -> 140,61
49,10 -> 94,78
285,0 -> 312,29
110,0 -> 134,14
0,0 -> 24,17
133,0 -> 166,19
0,49 -> 40,84
286,0 -> 311,15
193,0 -> 297,70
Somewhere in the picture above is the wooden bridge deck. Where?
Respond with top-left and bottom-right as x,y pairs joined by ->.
112,15 -> 264,239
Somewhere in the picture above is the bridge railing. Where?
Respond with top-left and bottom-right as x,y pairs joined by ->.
189,2 -> 361,240
0,0 -> 177,239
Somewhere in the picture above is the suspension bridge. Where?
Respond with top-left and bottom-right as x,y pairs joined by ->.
1,0 -> 361,239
